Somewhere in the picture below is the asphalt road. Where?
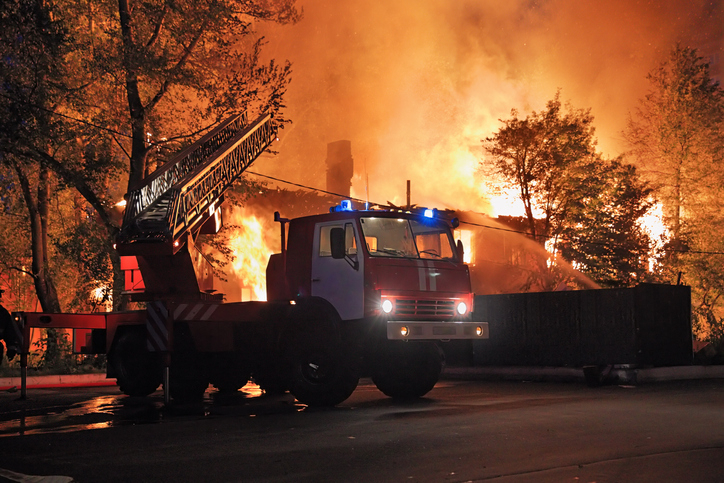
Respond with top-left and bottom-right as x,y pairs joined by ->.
0,378 -> 723,482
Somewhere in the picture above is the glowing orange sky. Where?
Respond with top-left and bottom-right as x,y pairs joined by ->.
253,0 -> 722,215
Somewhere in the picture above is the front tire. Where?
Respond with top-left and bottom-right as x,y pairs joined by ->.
371,341 -> 443,399
287,299 -> 359,407
290,339 -> 359,407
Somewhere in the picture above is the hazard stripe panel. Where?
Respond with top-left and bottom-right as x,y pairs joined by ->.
146,301 -> 169,352
173,303 -> 220,321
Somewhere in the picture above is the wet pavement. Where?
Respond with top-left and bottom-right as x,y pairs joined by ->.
0,378 -> 723,482
0,382 -> 313,438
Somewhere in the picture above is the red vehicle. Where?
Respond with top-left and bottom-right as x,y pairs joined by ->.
5,112 -> 488,406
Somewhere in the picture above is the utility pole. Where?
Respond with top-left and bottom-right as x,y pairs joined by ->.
406,180 -> 411,210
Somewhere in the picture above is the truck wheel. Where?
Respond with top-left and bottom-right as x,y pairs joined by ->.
111,330 -> 162,397
253,368 -> 290,396
210,355 -> 250,393
168,374 -> 208,402
212,372 -> 250,394
169,356 -> 209,403
287,298 -> 359,406
290,340 -> 359,407
372,341 -> 443,399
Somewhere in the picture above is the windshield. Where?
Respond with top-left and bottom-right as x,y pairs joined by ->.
359,217 -> 457,260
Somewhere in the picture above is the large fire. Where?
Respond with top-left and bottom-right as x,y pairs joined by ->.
223,208 -> 277,301
638,201 -> 670,272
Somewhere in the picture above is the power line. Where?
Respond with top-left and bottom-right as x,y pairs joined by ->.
245,170 -> 724,256
246,171 -> 372,205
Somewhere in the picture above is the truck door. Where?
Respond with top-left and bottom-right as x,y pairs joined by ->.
311,220 -> 364,320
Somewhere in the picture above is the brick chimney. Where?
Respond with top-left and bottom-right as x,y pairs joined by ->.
326,140 -> 353,197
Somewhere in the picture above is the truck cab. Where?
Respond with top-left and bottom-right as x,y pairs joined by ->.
267,203 -> 484,340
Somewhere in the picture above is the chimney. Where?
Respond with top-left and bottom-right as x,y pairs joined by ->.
326,140 -> 353,197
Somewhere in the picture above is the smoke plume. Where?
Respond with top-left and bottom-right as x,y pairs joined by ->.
254,0 -> 722,214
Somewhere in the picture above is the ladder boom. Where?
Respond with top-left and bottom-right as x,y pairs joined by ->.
117,112 -> 276,256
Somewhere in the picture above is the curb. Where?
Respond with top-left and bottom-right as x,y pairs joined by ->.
0,373 -> 115,391
635,365 -> 724,382
442,365 -> 724,384
442,366 -> 585,383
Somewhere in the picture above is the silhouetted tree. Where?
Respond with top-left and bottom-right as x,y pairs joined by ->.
484,93 -> 655,289
626,45 -> 724,342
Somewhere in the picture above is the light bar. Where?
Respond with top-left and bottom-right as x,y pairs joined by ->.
330,200 -> 354,213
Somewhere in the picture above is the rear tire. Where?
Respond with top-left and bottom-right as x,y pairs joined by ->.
168,354 -> 209,403
210,355 -> 250,394
371,341 -> 443,399
111,330 -> 162,397
253,367 -> 290,396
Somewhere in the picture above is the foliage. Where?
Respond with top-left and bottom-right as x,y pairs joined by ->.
483,93 -> 655,289
626,45 -> 724,241
0,0 -> 71,312
557,157 -> 654,288
0,328 -> 106,377
0,166 -> 35,309
625,45 -> 724,341
483,91 -> 597,243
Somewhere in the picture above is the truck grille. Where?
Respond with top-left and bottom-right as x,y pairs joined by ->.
395,299 -> 455,318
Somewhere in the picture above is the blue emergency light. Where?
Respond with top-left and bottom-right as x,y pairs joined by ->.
330,200 -> 354,213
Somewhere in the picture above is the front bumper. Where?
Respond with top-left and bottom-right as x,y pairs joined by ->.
386,321 -> 489,340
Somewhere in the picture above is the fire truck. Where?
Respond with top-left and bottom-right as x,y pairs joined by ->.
4,112 -> 488,406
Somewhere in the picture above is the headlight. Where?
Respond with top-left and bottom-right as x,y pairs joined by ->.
382,299 -> 393,314
400,326 -> 409,337
476,325 -> 484,337
456,302 -> 468,315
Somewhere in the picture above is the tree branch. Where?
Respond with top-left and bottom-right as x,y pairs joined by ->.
145,18 -> 209,112
146,2 -> 169,48
5,265 -> 36,279
22,148 -> 119,236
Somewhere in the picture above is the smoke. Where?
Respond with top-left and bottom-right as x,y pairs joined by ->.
254,0 -> 721,214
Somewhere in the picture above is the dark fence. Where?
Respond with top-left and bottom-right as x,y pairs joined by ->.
458,284 -> 692,367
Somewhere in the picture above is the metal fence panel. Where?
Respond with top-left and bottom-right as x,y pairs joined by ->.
466,284 -> 691,367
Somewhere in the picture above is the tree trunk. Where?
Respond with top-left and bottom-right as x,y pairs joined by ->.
12,160 -> 62,314
118,0 -> 149,192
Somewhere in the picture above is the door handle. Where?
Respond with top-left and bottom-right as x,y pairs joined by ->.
312,278 -> 321,282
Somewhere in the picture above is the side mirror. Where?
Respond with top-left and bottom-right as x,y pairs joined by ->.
456,239 -> 465,262
330,227 -> 346,259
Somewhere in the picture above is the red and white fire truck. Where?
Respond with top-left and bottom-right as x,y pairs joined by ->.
4,112 -> 488,406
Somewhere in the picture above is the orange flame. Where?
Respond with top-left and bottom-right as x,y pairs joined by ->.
638,201 -> 669,272
225,208 -> 277,301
